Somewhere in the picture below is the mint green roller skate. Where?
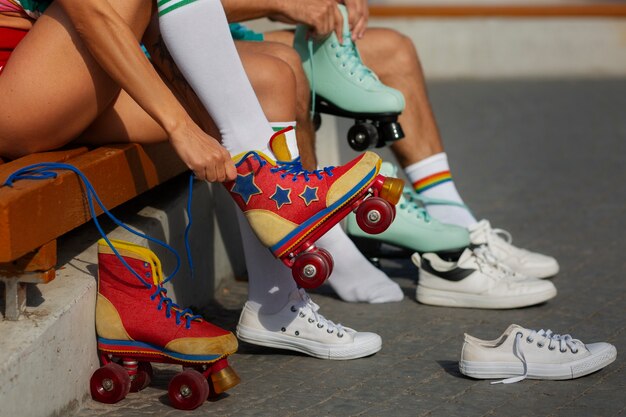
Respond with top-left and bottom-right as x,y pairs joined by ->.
346,162 -> 470,260
294,4 -> 406,151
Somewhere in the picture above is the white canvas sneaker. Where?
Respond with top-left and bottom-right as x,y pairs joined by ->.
412,247 -> 557,309
236,289 -> 382,360
459,324 -> 617,383
469,219 -> 559,279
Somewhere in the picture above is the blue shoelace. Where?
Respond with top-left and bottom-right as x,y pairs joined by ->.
4,163 -> 201,329
235,151 -> 335,182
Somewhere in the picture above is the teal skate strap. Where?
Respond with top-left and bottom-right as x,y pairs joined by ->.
404,186 -> 473,212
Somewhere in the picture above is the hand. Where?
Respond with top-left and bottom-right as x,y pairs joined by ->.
168,121 -> 236,183
271,0 -> 344,41
340,0 -> 369,40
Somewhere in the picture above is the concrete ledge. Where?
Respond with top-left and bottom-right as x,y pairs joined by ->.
0,175 -> 245,416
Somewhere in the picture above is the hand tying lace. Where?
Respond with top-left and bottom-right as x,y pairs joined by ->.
493,329 -> 583,384
293,289 -> 346,337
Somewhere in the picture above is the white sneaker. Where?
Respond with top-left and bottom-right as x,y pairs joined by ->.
469,219 -> 559,279
236,289 -> 382,360
459,324 -> 617,383
412,247 -> 557,309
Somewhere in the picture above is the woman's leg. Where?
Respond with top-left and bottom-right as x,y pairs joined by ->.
0,0 -> 156,158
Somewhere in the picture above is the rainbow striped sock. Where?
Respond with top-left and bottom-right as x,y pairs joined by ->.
413,170 -> 453,193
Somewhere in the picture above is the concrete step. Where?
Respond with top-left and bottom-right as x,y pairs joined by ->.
0,176 -> 245,417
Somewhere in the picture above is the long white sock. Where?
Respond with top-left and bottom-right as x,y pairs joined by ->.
317,225 -> 404,303
235,122 -> 300,311
404,153 -> 477,228
157,0 -> 273,154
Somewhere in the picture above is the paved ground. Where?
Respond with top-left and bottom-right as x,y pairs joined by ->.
76,79 -> 626,417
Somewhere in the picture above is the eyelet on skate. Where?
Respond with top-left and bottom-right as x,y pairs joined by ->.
308,318 -> 314,323
281,327 -> 286,332
143,262 -> 149,268
290,305 -> 297,312
526,337 -> 533,343
337,333 -> 344,338
295,331 -> 300,336
327,329 -> 334,334
299,312 -> 306,318
317,323 -> 324,329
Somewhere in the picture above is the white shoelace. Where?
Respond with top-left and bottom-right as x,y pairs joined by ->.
473,246 -> 518,280
493,329 -> 581,384
295,289 -> 346,337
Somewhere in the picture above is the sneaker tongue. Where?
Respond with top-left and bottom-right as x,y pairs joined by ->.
469,219 -> 490,244
269,127 -> 298,161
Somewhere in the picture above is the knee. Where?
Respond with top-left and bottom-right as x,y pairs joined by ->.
368,29 -> 419,75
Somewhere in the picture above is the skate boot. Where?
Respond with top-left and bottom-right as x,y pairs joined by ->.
294,4 -> 405,151
224,128 -> 404,288
347,162 -> 470,262
91,239 -> 240,410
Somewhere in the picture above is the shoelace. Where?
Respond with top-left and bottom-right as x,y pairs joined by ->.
473,246 -> 518,279
398,187 -> 431,223
4,163 -> 201,329
237,151 -> 334,182
295,289 -> 346,337
493,329 -> 582,384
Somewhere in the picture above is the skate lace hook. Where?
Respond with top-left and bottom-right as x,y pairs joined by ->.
150,284 -> 202,329
271,157 -> 334,182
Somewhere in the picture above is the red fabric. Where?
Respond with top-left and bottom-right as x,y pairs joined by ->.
0,27 -> 29,72
98,252 -> 231,348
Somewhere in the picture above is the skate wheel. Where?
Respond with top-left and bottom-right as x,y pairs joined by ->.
168,369 -> 209,410
90,363 -> 131,404
130,362 -> 153,392
313,112 -> 322,131
355,197 -> 395,234
379,177 -> 404,205
317,248 -> 334,272
348,122 -> 378,151
292,251 -> 331,289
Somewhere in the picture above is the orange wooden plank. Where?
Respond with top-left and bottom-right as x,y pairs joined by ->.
369,4 -> 626,18
0,142 -> 187,262
0,147 -> 89,184
0,240 -> 56,274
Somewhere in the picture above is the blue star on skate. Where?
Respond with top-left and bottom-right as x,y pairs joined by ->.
299,185 -> 319,206
231,172 -> 262,205
270,185 -> 292,209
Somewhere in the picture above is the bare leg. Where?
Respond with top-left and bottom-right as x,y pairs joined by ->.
0,0 -> 157,158
242,36 -> 317,170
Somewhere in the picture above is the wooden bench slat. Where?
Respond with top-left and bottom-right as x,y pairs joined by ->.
0,142 -> 187,262
0,148 -> 89,184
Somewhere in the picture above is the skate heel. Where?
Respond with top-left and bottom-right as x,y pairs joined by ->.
379,176 -> 404,205
209,359 -> 241,394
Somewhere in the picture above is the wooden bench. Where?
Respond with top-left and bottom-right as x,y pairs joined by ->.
0,142 -> 187,320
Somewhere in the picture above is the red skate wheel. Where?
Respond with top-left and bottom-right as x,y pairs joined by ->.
130,362 -> 153,392
317,248 -> 334,272
292,251 -> 330,289
90,363 -> 131,404
168,369 -> 210,410
355,197 -> 394,234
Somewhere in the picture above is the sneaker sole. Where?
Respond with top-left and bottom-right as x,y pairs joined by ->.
236,325 -> 381,360
416,286 -> 557,309
459,344 -> 617,380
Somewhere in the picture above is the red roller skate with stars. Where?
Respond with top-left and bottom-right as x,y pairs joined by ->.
224,127 -> 404,288
90,239 -> 239,410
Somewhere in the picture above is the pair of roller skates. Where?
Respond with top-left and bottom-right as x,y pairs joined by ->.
294,4 -> 405,151
90,129 -> 403,409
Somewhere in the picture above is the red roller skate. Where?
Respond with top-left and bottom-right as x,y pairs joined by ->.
225,128 -> 404,289
90,239 -> 240,410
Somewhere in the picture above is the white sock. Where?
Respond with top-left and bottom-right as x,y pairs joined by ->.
404,153 -> 477,228
157,0 -> 273,154
236,211 -> 298,315
317,225 -> 403,303
235,124 -> 301,311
